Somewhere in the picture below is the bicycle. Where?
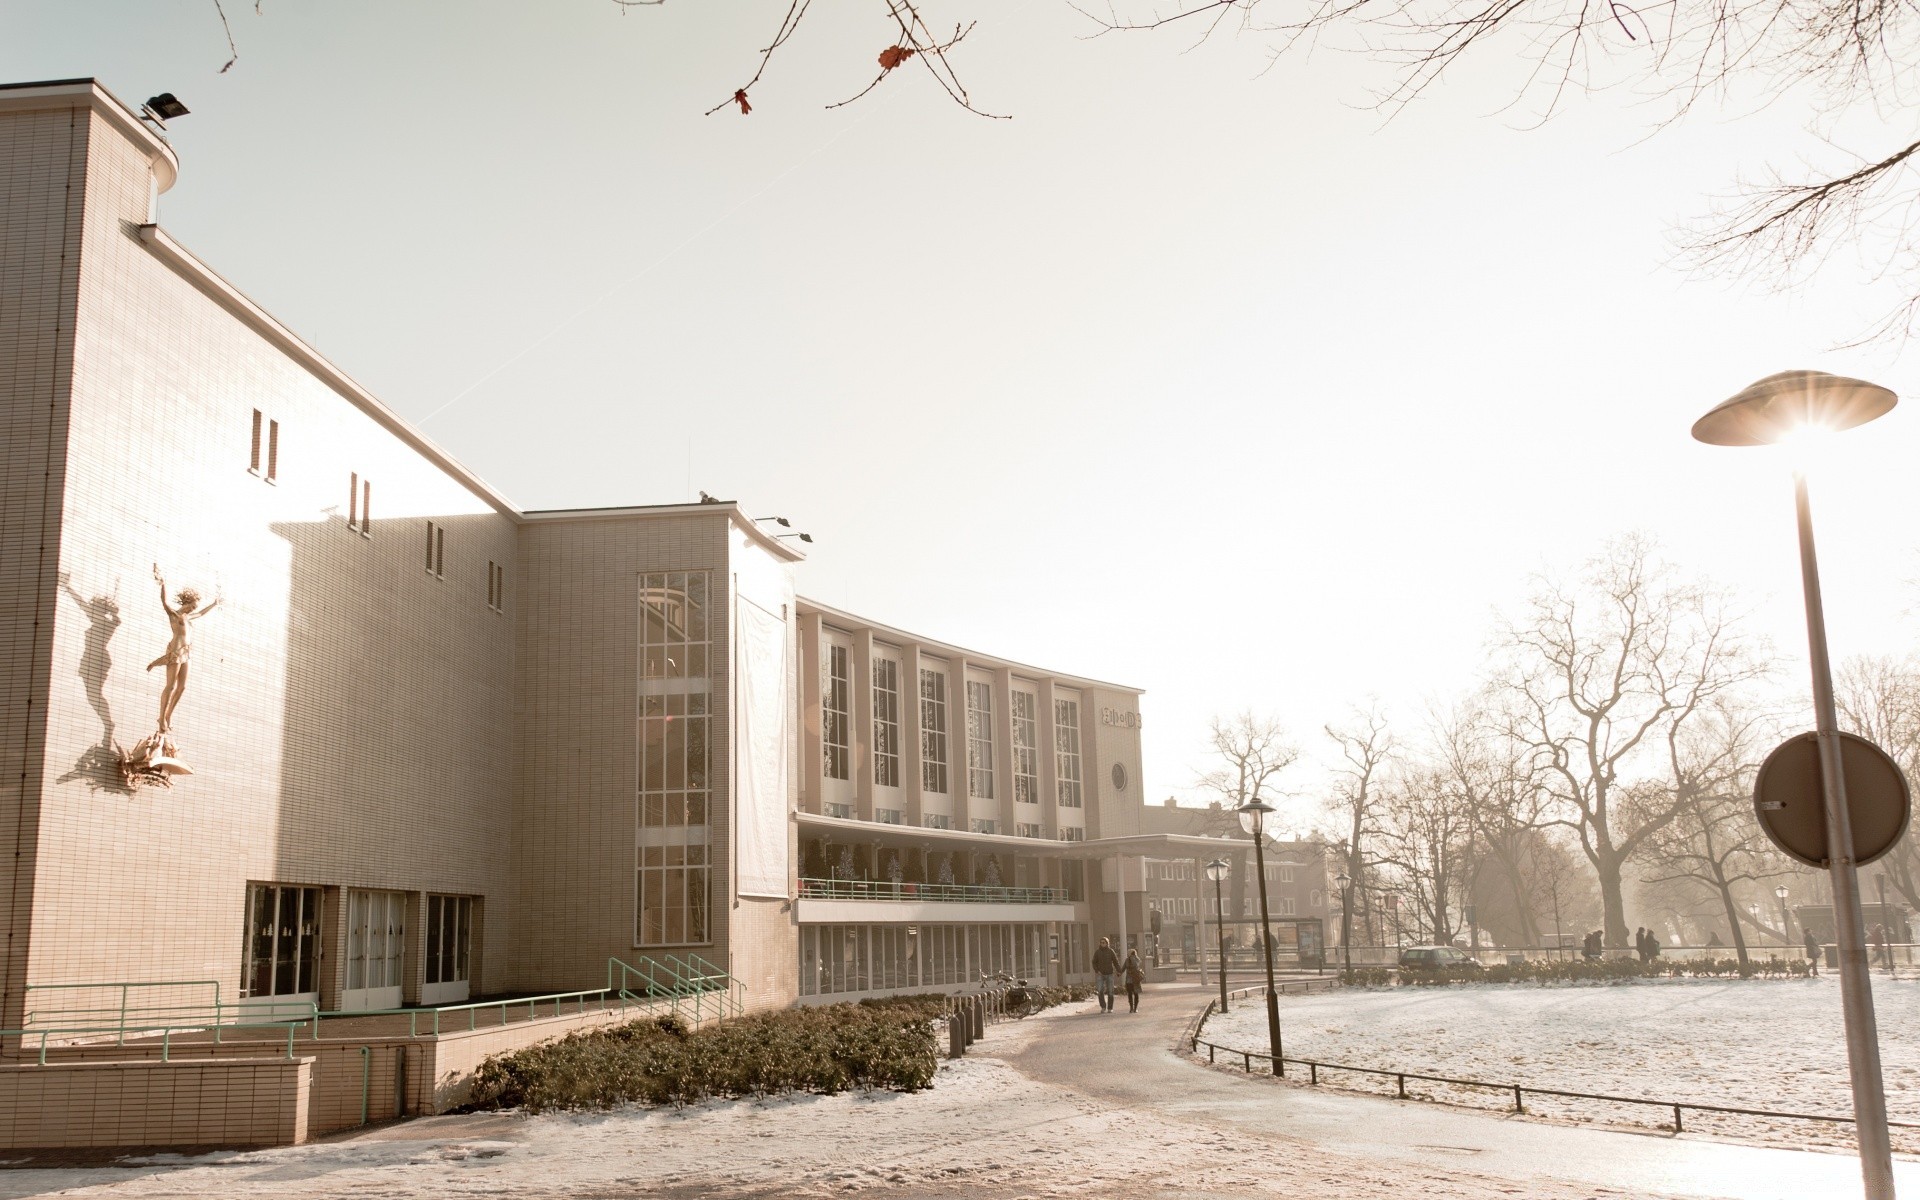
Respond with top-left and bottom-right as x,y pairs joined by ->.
981,971 -> 1039,1018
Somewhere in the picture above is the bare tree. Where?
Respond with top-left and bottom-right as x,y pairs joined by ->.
1500,534 -> 1769,949
1375,769 -> 1473,947
1639,701 -> 1790,972
1430,698 -> 1555,946
1197,711 -> 1298,811
1088,0 -> 1920,339
1837,654 -> 1920,911
1326,707 -> 1393,945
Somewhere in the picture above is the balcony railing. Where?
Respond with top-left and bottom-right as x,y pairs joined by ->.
798,877 -> 1070,904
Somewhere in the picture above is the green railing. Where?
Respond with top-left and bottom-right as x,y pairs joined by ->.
14,980 -> 317,1061
614,953 -> 743,1022
798,878 -> 1067,904
313,987 -> 649,1039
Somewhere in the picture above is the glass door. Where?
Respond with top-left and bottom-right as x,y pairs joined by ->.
343,889 -> 407,1011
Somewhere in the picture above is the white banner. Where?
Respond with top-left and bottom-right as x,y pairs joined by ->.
734,595 -> 791,899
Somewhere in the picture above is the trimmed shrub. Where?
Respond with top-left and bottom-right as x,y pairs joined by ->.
471,1002 -> 939,1112
1380,953 -> 1814,988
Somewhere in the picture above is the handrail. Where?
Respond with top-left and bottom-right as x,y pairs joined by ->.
313,987 -> 642,1039
797,877 -> 1068,905
0,1015 -> 309,1065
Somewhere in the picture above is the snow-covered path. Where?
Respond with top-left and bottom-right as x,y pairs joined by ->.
2,986 -> 1913,1199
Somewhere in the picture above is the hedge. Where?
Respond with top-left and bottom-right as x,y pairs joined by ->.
471,1002 -> 940,1112
1343,954 -> 1816,989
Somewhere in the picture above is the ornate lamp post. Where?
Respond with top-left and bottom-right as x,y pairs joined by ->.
1694,369 -> 1898,1199
1776,884 -> 1793,948
1335,870 -> 1354,978
1206,858 -> 1230,1014
1235,799 -> 1285,1075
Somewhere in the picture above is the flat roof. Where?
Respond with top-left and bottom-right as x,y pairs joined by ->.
797,597 -> 1142,694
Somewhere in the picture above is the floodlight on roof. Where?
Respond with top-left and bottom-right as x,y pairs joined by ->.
141,93 -> 190,127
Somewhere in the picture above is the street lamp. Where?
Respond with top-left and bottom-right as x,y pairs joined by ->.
1205,859 -> 1230,1015
1695,369 -> 1898,1199
1335,870 -> 1354,979
1235,798 -> 1285,1076
1776,883 -> 1793,948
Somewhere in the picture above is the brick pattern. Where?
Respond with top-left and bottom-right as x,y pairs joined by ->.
0,1056 -> 310,1148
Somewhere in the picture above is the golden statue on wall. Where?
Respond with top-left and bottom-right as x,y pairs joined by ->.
120,564 -> 220,789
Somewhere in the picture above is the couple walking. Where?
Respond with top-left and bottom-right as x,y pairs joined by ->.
1092,937 -> 1145,1013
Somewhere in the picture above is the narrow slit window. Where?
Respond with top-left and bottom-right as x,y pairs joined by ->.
361,480 -> 371,538
425,522 -> 436,572
488,560 -> 496,608
249,410 -> 263,474
266,419 -> 279,482
348,473 -> 359,529
435,526 -> 445,577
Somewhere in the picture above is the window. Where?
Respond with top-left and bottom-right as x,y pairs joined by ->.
1054,698 -> 1083,808
970,817 -> 997,835
919,669 -> 949,793
348,473 -> 358,528
1057,826 -> 1084,842
876,808 -> 903,825
824,801 -> 853,819
1280,896 -> 1297,916
426,895 -> 472,986
1016,822 -> 1043,838
636,571 -> 713,947
922,813 -> 951,830
248,411 -> 279,482
1011,691 -> 1039,805
349,475 -> 372,537
965,681 -> 995,799
872,659 -> 901,787
346,890 -> 406,993
425,521 -> 444,578
823,644 -> 851,782
242,884 -> 320,999
487,561 -> 506,613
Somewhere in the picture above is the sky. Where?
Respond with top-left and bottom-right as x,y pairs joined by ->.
6,1 -> 1918,825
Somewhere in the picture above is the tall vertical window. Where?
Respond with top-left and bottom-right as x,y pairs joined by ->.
360,478 -> 371,537
919,668 -> 949,794
823,644 -> 850,781
487,561 -> 507,613
637,571 -> 712,946
1055,698 -> 1083,809
250,410 -> 263,473
872,659 -> 901,787
966,680 -> 995,799
426,895 -> 473,985
241,884 -> 321,999
348,473 -> 359,529
425,522 -> 445,577
266,419 -> 279,482
1011,690 -> 1039,805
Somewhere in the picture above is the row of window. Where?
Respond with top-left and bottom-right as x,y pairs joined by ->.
823,650 -> 1085,808
241,882 -> 475,999
250,409 -> 507,612
636,573 -> 713,948
799,922 -> 1062,997
820,804 -> 1083,840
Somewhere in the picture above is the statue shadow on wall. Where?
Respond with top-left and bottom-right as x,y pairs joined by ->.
53,572 -> 131,794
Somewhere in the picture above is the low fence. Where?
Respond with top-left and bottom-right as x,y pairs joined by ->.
1186,998 -> 1920,1137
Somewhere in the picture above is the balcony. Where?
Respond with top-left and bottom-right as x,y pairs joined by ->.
793,877 -> 1079,925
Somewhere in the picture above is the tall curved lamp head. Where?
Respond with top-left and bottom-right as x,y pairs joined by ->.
1692,370 -> 1896,447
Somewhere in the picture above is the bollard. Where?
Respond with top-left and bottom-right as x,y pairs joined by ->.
1512,1083 -> 1523,1113
949,1012 -> 965,1059
970,997 -> 984,1042
1673,1104 -> 1684,1133
1397,1074 -> 1406,1099
1309,1062 -> 1318,1085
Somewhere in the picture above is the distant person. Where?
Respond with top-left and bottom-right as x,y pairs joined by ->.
1706,931 -> 1725,948
1122,949 -> 1146,1013
1647,931 -> 1661,962
1092,938 -> 1119,1012
1805,928 -> 1821,976
1635,927 -> 1649,963
1583,930 -> 1602,962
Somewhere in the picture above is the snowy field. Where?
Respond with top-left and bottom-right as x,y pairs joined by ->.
1203,974 -> 1920,1151
0,1006 -> 1640,1200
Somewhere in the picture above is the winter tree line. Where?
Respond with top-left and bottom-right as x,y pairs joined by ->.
1199,533 -> 1920,966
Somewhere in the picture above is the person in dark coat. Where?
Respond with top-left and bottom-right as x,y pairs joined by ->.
1122,949 -> 1146,1013
1092,938 -> 1119,1012
1635,928 -> 1649,963
1805,928 -> 1822,976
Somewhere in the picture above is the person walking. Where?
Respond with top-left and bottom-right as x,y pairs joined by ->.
1634,927 -> 1648,964
1805,927 -> 1822,976
1646,930 -> 1661,964
1092,937 -> 1119,1012
1122,948 -> 1145,1013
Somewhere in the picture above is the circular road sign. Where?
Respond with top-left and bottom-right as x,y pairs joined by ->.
1754,732 -> 1912,869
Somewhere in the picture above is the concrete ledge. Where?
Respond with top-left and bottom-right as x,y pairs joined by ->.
0,1055 -> 312,1149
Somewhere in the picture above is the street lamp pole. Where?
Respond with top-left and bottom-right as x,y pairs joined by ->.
1695,370 -> 1899,1199
1206,859 -> 1230,1014
1336,871 -> 1354,979
1777,884 -> 1793,949
1235,800 -> 1284,1076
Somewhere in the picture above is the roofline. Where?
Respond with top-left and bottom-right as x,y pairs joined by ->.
796,597 -> 1143,694
134,224 -> 522,517
0,78 -> 178,192
523,502 -> 807,562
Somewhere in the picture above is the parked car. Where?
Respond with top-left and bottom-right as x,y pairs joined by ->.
1398,945 -> 1483,972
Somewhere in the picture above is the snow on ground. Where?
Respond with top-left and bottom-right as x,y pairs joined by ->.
0,1005 -> 1640,1200
1203,974 -> 1920,1152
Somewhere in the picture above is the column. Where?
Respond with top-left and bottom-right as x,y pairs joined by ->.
797,611 -> 825,816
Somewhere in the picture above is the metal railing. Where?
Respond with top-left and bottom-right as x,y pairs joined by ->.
1187,997 -> 1920,1137
613,953 -> 744,1022
0,1014 -> 313,1065
314,988 -> 649,1039
798,877 -> 1068,904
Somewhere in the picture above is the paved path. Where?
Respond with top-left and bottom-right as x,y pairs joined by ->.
1011,984 -> 1920,1200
